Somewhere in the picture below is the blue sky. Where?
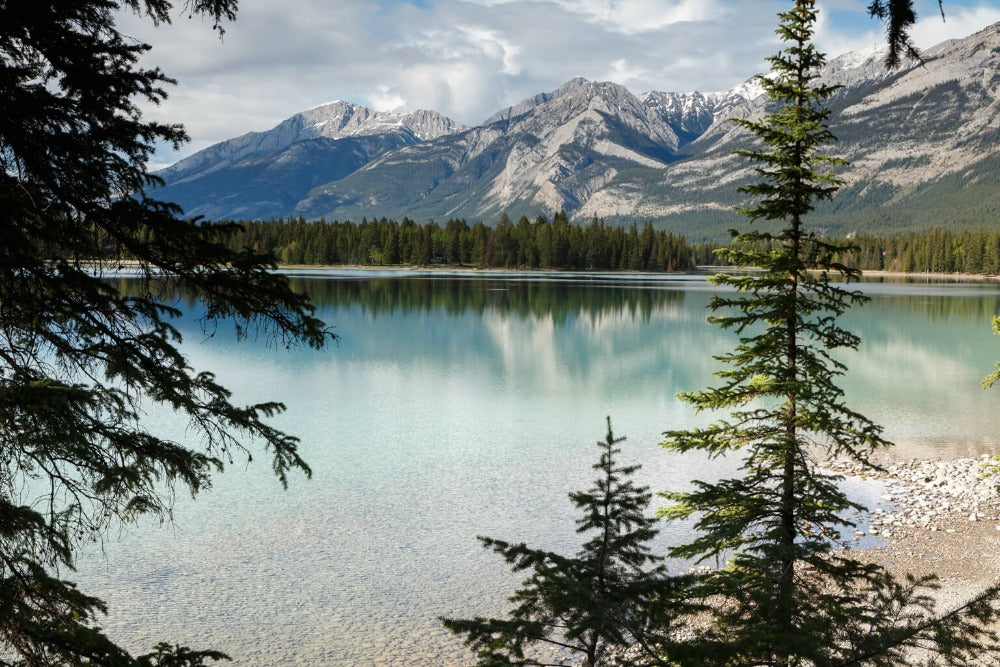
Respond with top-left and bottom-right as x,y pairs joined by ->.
118,0 -> 1000,168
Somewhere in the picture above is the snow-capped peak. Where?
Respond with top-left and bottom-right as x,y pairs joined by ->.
827,42 -> 889,71
716,77 -> 768,101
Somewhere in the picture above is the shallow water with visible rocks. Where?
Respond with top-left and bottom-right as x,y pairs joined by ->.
827,456 -> 1000,538
70,273 -> 1000,665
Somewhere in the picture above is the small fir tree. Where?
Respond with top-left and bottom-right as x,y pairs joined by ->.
980,318 -> 1000,481
442,418 -> 678,666
660,2 -> 1000,665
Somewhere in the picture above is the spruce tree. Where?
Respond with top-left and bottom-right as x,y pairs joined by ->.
1,2 -> 330,663
983,317 -> 1000,390
660,2 -> 1000,665
442,418 -> 678,666
868,0 -> 946,67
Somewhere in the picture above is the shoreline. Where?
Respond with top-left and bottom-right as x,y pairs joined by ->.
85,259 -> 1000,282
833,455 -> 1000,611
276,263 -> 1000,282
277,263 -> 698,275
850,269 -> 1000,282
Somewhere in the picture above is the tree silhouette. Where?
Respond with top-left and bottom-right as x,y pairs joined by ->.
1,1 -> 331,663
443,418 -> 681,666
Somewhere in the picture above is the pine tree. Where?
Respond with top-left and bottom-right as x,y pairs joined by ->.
442,418 -> 679,666
660,3 -> 1000,665
983,317 -> 1000,390
867,0 -> 946,67
1,2 -> 330,663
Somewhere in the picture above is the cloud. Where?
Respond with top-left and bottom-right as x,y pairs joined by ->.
457,26 -> 522,75
118,0 -> 999,167
911,4 -> 1000,46
601,58 -> 649,87
370,87 -> 408,113
544,0 -> 720,35
814,1 -> 886,57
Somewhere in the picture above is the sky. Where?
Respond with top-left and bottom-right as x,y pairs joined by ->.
116,0 -> 1000,169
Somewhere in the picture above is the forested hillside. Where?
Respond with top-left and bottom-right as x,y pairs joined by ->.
222,213 -> 695,271
693,228 -> 1000,275
214,216 -> 1000,276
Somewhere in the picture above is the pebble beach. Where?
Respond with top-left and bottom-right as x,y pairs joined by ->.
594,455 -> 1000,667
827,455 -> 1000,610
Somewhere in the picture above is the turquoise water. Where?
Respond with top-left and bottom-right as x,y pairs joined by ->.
76,272 -> 1000,665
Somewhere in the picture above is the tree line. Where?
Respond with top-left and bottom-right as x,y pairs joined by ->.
692,228 -> 1000,276
219,215 -> 1000,277
842,229 -> 1000,275
217,211 -> 696,271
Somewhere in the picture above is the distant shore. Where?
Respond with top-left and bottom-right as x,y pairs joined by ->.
277,263 -> 690,273
855,269 -> 1000,282
86,259 -> 1000,282
276,263 -> 1000,282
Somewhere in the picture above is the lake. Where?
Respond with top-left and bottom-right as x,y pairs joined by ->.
76,270 -> 1000,665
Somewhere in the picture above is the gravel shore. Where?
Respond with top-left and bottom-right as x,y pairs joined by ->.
599,456 -> 1000,667
828,455 -> 1000,610
588,456 -> 1000,667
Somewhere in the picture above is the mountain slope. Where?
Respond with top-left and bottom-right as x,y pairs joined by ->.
155,22 -> 1000,239
589,25 -> 999,238
297,77 -> 764,222
153,102 -> 466,219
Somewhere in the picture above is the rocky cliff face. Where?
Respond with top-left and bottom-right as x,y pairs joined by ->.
154,102 -> 465,218
568,22 -> 1000,236
293,74 -> 775,222
155,22 -> 1000,237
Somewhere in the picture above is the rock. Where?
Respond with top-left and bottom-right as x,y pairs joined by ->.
818,455 -> 1000,545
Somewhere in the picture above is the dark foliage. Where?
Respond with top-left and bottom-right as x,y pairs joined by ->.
1,1 -> 331,663
442,418 -> 683,666
868,0 -> 946,67
696,226 -> 1000,276
662,2 -> 1000,665
214,213 -> 696,272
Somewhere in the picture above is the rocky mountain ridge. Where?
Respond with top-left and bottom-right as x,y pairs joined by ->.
154,103 -> 465,220
160,102 -> 464,181
154,22 -> 1000,239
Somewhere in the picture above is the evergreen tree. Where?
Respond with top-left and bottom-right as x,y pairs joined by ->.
1,1 -> 330,663
442,418 -> 679,666
868,0 -> 945,67
661,3 -> 1000,665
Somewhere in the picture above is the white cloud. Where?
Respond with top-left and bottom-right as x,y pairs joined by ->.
458,25 -> 522,74
601,58 -> 649,87
118,0 -> 1000,167
814,2 -> 886,57
911,5 -> 1000,46
370,87 -> 407,113
547,0 -> 719,34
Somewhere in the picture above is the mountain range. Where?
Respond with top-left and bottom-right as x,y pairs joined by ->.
155,22 -> 1000,240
